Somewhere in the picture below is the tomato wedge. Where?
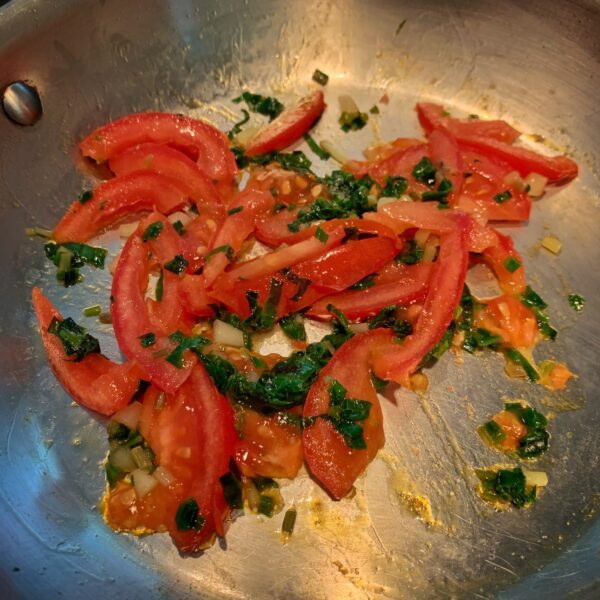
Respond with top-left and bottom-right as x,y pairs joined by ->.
80,112 -> 237,184
457,134 -> 578,185
106,364 -> 237,551
303,328 -> 393,499
111,221 -> 196,394
244,91 -> 326,156
32,287 -> 141,416
53,171 -> 188,243
372,213 -> 470,385
202,189 -> 275,286
234,409 -> 303,479
307,262 -> 432,321
416,102 -> 521,144
109,143 -> 225,223
428,127 -> 464,203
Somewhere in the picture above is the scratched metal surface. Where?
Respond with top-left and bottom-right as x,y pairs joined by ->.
1,0 -> 600,598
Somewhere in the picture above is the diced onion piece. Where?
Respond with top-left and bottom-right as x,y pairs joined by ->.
522,469 -> 548,488
113,401 -> 143,430
235,125 -> 260,146
213,319 -> 245,347
168,211 -> 191,226
154,465 -> 175,487
349,323 -> 369,334
414,229 -> 431,248
119,222 -> 139,238
541,235 -> 562,255
338,94 -> 359,114
109,446 -> 137,472
320,140 -> 349,165
377,195 -> 411,209
466,263 -> 502,301
503,170 -> 527,192
524,172 -> 548,198
422,242 -> 438,263
131,445 -> 153,470
131,469 -> 158,497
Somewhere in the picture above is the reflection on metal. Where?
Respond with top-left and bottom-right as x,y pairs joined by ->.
2,81 -> 42,126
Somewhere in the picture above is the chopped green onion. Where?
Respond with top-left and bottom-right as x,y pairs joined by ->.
155,269 -> 164,301
312,69 -> 329,86
227,108 -> 250,140
505,348 -> 539,382
503,257 -> 521,273
172,220 -> 186,236
48,316 -> 101,361
253,476 -> 278,492
381,176 -> 408,198
220,471 -> 243,509
339,110 -> 369,132
314,226 -> 329,243
567,293 -> 585,312
139,332 -> 156,348
141,221 -> 163,241
175,498 -> 205,531
232,91 -> 284,121
257,495 -> 275,517
164,254 -> 188,274
412,157 -> 437,187
494,190 -> 512,204
350,274 -> 377,290
205,244 -> 234,263
105,463 -> 123,488
369,105 -> 380,115
227,206 -> 244,216
481,420 -> 506,443
304,134 -> 330,160
422,178 -> 452,202
281,508 -> 297,535
78,190 -> 93,204
82,304 -> 102,317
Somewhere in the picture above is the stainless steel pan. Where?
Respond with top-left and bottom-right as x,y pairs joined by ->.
1,0 -> 599,598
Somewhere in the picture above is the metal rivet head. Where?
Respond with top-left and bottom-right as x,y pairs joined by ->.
2,81 -> 43,126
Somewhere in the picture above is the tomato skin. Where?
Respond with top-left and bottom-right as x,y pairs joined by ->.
111,222 -> 196,394
109,142 -> 226,223
244,91 -> 326,156
428,127 -> 464,203
234,409 -> 303,479
306,262 -> 432,321
372,212 -> 470,385
80,112 -> 237,184
303,328 -> 393,500
53,171 -> 188,243
106,365 -> 237,551
32,288 -> 141,416
416,102 -> 521,144
202,189 -> 275,287
458,134 -> 578,184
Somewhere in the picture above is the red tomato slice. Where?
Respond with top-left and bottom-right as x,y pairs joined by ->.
416,102 -> 521,144
303,328 -> 393,499
214,226 -> 345,291
202,189 -> 275,286
31,287 -> 141,416
254,206 -> 303,247
428,127 -> 464,203
53,171 -> 188,243
481,229 -> 526,295
306,262 -> 432,321
179,274 -> 215,318
79,112 -> 237,184
106,365 -> 237,551
457,134 -> 578,184
109,143 -> 226,223
372,214 -> 470,385
244,91 -> 326,156
111,223 -> 196,394
234,409 -> 303,479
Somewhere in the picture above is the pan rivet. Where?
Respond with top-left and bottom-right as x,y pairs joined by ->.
2,81 -> 43,126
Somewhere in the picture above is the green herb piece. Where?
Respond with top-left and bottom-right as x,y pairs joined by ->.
505,348 -> 539,382
463,328 -> 502,354
520,286 -> 556,341
227,108 -> 250,140
420,325 -> 455,368
394,239 -> 424,264
312,69 -> 329,85
82,304 -> 102,317
304,134 -> 330,160
107,420 -> 130,442
350,274 -> 377,290
281,268 -> 312,302
339,110 -> 369,132
503,257 -> 521,273
494,190 -> 512,204
78,190 -> 93,204
412,157 -> 437,187
504,402 -> 549,458
314,225 -> 329,243
227,206 -> 244,216
367,305 -> 412,339
280,313 -> 307,341
257,495 -> 275,516
369,105 -> 380,115
141,221 -> 163,241
476,467 -> 537,508
205,244 -> 234,263
244,278 -> 284,332
253,476 -> 278,492
155,269 -> 164,301
281,508 -> 297,535
164,254 -> 188,274
25,226 -> 53,239
324,379 -> 371,449
172,220 -> 186,236
105,463 -> 123,488
232,91 -> 284,121
48,316 -> 101,361
288,170 -> 377,231
381,176 -> 408,198
250,355 -> 267,369
480,420 -> 506,444
220,471 -> 243,510
371,372 -> 388,392
521,286 -> 547,310
567,293 -> 585,313
45,241 -> 108,287
166,331 -> 210,368
175,498 -> 205,531
240,150 -> 313,174
139,332 -> 156,348
422,178 -> 453,203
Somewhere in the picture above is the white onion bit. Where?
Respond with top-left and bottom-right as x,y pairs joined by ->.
213,319 -> 245,347
113,401 -> 143,430
132,469 -> 158,497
